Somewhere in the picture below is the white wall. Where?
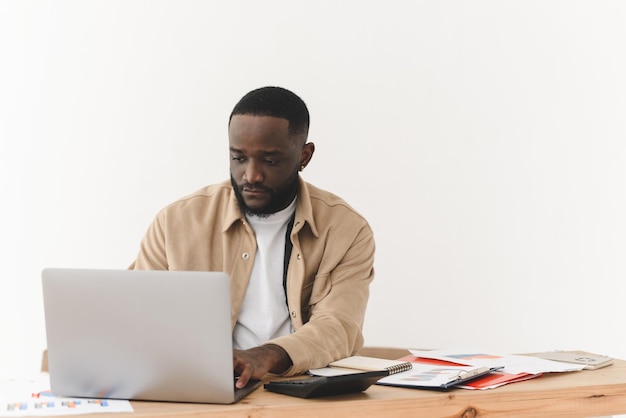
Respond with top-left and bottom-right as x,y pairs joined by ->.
1,0 -> 625,375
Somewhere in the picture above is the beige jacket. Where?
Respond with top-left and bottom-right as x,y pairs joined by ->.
131,177 -> 375,375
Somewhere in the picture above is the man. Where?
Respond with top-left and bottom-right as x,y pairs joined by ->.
131,86 -> 375,388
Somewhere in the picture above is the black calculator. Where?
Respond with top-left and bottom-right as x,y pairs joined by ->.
264,371 -> 388,398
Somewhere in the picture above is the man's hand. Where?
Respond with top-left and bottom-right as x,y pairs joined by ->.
233,344 -> 293,388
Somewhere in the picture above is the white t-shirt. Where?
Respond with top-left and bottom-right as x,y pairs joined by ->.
232,199 -> 296,350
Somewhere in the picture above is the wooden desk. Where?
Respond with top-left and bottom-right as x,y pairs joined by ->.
55,357 -> 626,418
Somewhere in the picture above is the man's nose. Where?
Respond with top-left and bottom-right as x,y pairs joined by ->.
244,160 -> 264,184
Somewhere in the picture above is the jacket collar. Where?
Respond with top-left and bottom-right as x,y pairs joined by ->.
293,177 -> 319,238
222,177 -> 319,238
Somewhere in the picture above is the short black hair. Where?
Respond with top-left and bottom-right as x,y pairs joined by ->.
229,86 -> 310,139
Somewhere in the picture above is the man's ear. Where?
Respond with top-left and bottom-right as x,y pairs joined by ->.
299,142 -> 315,170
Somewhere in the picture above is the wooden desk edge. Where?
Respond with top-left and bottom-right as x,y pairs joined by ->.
36,353 -> 626,418
124,358 -> 626,418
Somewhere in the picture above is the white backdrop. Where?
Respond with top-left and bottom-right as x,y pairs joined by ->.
1,0 -> 625,375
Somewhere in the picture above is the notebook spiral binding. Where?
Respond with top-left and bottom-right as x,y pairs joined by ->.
386,362 -> 412,374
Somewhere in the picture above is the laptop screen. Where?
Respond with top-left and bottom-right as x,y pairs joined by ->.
42,268 -> 256,404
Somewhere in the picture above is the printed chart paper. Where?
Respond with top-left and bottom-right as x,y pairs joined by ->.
0,373 -> 133,417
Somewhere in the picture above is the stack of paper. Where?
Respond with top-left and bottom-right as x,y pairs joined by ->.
405,349 -> 588,390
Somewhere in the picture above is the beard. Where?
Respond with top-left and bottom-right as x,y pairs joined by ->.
230,171 -> 299,217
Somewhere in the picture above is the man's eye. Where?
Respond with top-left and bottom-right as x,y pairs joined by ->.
264,159 -> 279,165
231,156 -> 245,163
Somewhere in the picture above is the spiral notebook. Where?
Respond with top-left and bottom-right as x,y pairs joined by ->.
330,356 -> 413,374
309,356 -> 413,377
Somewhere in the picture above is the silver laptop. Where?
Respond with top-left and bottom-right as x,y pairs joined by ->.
41,268 -> 261,404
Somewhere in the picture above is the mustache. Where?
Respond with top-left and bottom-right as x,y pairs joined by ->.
240,183 -> 271,193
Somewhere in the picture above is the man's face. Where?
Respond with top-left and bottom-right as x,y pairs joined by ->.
229,115 -> 303,216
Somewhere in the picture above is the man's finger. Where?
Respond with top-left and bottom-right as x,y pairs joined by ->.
236,365 -> 252,388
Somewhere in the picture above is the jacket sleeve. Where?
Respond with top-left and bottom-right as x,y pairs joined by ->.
129,211 -> 169,270
266,223 -> 375,375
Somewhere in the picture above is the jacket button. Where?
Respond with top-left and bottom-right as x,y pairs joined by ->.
242,252 -> 250,260
291,311 -> 297,318
296,254 -> 301,260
